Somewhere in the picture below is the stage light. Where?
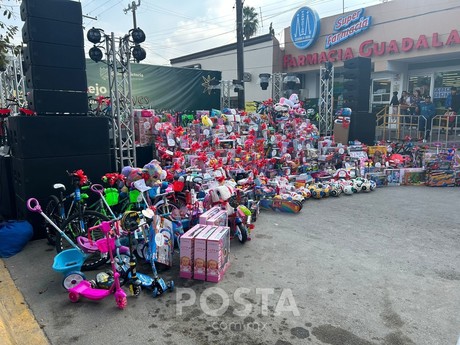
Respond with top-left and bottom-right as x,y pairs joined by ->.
131,28 -> 146,44
132,45 -> 146,62
259,73 -> 271,90
87,28 -> 103,44
89,45 -> 103,62
283,74 -> 300,90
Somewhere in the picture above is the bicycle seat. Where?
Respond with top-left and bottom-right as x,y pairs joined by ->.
53,183 -> 66,191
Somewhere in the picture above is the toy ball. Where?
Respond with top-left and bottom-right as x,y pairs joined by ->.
361,179 -> 372,192
319,183 -> 331,197
329,182 -> 342,197
343,185 -> 354,195
352,179 -> 363,193
369,180 -> 377,191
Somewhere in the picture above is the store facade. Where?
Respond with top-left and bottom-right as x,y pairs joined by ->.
170,0 -> 460,114
283,0 -> 460,114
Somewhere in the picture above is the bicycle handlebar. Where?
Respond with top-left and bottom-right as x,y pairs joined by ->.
88,218 -> 119,235
26,198 -> 42,213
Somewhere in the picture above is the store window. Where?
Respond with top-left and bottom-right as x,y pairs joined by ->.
433,71 -> 460,111
371,78 -> 390,113
408,75 -> 431,97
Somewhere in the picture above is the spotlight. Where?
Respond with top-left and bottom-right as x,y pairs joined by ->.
89,45 -> 103,62
132,45 -> 146,62
233,79 -> 244,93
259,73 -> 271,90
87,28 -> 103,44
131,28 -> 146,44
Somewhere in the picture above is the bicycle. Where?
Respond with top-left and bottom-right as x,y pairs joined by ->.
44,170 -> 110,269
0,97 -> 35,147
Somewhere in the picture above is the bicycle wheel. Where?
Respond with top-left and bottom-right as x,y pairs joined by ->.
236,222 -> 248,244
43,195 -> 62,246
56,210 -> 110,271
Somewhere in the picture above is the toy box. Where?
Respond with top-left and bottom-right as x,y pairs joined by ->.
206,210 -> 228,227
384,169 -> 402,186
401,168 -> 426,186
134,117 -> 154,146
367,146 -> 387,156
206,226 -> 231,283
199,206 -> 221,225
426,170 -> 456,187
179,224 -> 207,279
365,172 -> 387,187
193,226 -> 219,280
155,218 -> 174,267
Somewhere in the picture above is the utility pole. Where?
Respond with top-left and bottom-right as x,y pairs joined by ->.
236,0 -> 245,110
124,0 -> 141,28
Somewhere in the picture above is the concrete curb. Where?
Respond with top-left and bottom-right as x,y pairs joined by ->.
0,259 -> 49,345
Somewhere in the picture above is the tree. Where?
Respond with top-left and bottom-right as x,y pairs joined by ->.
0,1 -> 19,71
243,6 -> 258,40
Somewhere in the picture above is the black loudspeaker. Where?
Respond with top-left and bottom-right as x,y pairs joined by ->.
22,17 -> 84,47
27,89 -> 88,114
348,111 -> 376,145
342,57 -> 371,112
22,42 -> 85,70
25,66 -> 87,91
20,0 -> 83,24
12,154 -> 112,201
7,116 -> 110,159
0,154 -> 16,219
136,145 -> 154,167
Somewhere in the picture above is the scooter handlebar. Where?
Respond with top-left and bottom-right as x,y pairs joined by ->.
90,183 -> 104,195
26,198 -> 42,213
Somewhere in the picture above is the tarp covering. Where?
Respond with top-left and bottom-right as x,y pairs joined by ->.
86,60 -> 221,112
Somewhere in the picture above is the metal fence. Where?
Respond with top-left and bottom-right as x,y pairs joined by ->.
375,105 -> 460,147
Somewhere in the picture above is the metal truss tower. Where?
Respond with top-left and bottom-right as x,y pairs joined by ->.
220,80 -> 232,109
105,33 -> 136,171
0,47 -> 27,111
319,65 -> 334,135
272,72 -> 284,102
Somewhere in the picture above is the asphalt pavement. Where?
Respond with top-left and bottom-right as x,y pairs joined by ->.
2,186 -> 460,345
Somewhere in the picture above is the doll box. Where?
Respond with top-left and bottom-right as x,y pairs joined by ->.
206,226 -> 231,283
179,224 -> 207,279
365,172 -> 388,187
199,206 -> 221,225
206,210 -> 228,227
193,226 -> 219,280
134,117 -> 154,146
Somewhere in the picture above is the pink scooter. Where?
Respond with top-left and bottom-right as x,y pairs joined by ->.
68,221 -> 127,309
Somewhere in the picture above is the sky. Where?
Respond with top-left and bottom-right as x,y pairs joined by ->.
5,0 -> 386,66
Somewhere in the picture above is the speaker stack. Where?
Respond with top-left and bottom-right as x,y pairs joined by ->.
342,57 -> 375,145
7,1 -> 111,239
21,0 -> 88,114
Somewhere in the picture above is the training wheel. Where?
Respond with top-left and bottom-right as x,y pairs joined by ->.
68,291 -> 80,303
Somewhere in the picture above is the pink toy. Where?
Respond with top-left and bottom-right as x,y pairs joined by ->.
193,226 -> 218,280
206,226 -> 231,283
179,224 -> 206,279
68,221 -> 127,309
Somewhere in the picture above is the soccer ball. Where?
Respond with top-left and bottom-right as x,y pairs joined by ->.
342,185 -> 354,195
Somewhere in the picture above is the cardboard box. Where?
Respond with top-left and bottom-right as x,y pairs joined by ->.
333,122 -> 349,145
426,170 -> 456,187
367,146 -> 387,156
206,226 -> 231,283
401,168 -> 426,186
193,226 -> 219,280
365,172 -> 387,187
199,206 -> 221,225
384,169 -> 402,186
134,117 -> 154,146
179,224 -> 207,279
206,210 -> 228,227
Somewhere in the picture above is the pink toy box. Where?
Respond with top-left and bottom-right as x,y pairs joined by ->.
193,226 -> 219,280
206,226 -> 231,283
205,210 -> 227,227
179,224 -> 206,279
199,206 -> 221,225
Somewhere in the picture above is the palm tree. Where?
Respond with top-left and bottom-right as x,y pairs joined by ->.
243,6 -> 259,40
